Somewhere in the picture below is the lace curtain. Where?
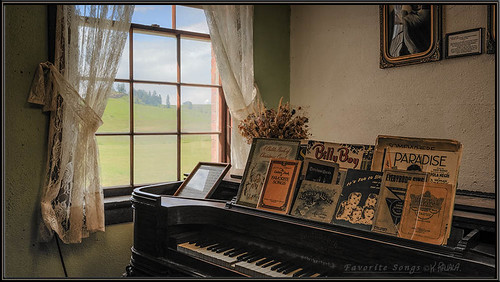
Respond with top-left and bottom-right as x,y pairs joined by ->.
203,5 -> 263,170
28,5 -> 134,244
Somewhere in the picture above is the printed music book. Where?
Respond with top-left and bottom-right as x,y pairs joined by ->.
290,158 -> 341,223
372,169 -> 429,236
299,157 -> 340,184
256,159 -> 302,214
331,169 -> 383,231
398,181 -> 454,245
371,135 -> 462,186
370,135 -> 462,241
304,140 -> 375,171
236,138 -> 301,208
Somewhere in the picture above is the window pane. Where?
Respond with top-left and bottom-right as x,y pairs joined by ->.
181,134 -> 220,176
181,38 -> 216,85
132,5 -> 172,28
134,136 -> 177,185
133,31 -> 176,82
176,5 -> 209,33
133,83 -> 177,133
98,82 -> 130,133
115,35 -> 129,80
97,136 -> 130,187
181,86 -> 220,132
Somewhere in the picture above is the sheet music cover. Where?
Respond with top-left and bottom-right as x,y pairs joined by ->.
372,169 -> 429,236
257,159 -> 301,214
304,140 -> 375,171
398,181 -> 454,245
331,169 -> 383,231
370,135 -> 462,241
290,158 -> 341,223
236,138 -> 301,208
371,135 -> 462,186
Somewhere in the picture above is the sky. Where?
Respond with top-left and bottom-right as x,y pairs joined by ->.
80,5 -> 216,105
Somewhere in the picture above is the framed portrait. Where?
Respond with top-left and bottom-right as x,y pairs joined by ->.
487,4 -> 496,54
235,138 -> 301,208
380,5 -> 442,68
174,162 -> 231,199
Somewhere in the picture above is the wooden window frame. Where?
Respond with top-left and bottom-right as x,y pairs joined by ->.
97,5 -> 230,198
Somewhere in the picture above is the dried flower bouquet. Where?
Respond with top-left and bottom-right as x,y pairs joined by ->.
238,97 -> 311,144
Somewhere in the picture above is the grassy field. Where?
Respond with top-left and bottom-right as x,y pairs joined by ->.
97,96 -> 217,187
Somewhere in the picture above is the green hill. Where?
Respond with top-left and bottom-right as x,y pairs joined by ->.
97,96 -> 218,187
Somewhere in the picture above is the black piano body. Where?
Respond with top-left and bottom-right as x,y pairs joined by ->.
127,178 -> 496,278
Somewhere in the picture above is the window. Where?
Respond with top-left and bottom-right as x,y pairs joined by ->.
96,5 -> 229,197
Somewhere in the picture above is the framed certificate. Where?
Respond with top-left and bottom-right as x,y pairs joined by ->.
445,28 -> 483,59
174,162 -> 231,199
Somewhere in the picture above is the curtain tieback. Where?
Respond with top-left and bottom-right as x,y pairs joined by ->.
28,62 -> 103,132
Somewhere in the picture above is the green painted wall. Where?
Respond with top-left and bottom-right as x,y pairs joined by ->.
4,4 -> 290,278
4,5 -> 134,278
254,5 -> 290,109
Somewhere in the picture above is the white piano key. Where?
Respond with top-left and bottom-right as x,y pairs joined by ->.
179,241 -> 325,278
178,242 -> 238,266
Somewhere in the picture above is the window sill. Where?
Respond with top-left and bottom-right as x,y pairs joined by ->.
104,195 -> 133,225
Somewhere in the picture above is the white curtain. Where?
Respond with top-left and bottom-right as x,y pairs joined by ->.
203,5 -> 263,170
28,5 -> 134,244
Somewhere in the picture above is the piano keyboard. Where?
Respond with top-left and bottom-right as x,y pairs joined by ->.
177,238 -> 326,278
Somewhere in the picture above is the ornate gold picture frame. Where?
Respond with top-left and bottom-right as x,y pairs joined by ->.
380,5 -> 442,68
487,4 -> 496,54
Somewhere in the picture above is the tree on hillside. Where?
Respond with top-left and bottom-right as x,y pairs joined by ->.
116,83 -> 127,94
133,88 -> 162,106
166,94 -> 171,108
183,101 -> 193,109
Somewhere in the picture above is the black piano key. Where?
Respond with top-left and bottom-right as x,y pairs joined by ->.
247,252 -> 263,260
255,257 -> 273,266
271,261 -> 286,271
244,252 -> 262,262
224,247 -> 241,256
207,243 -> 223,251
276,261 -> 293,272
202,242 -> 216,249
262,260 -> 278,268
237,251 -> 255,261
199,240 -> 217,248
282,259 -> 303,274
193,238 -> 206,246
196,238 -> 214,247
282,265 -> 300,275
215,246 -> 234,253
292,268 -> 308,277
247,254 -> 264,263
298,270 -> 316,277
228,249 -> 247,258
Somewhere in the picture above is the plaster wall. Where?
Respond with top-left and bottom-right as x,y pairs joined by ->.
4,5 -> 134,278
254,5 -> 291,108
290,5 -> 496,193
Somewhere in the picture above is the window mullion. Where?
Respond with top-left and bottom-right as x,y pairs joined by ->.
176,33 -> 181,181
129,27 -> 135,187
172,5 -> 177,29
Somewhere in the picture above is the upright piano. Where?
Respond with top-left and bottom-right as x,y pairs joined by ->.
126,176 -> 496,278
